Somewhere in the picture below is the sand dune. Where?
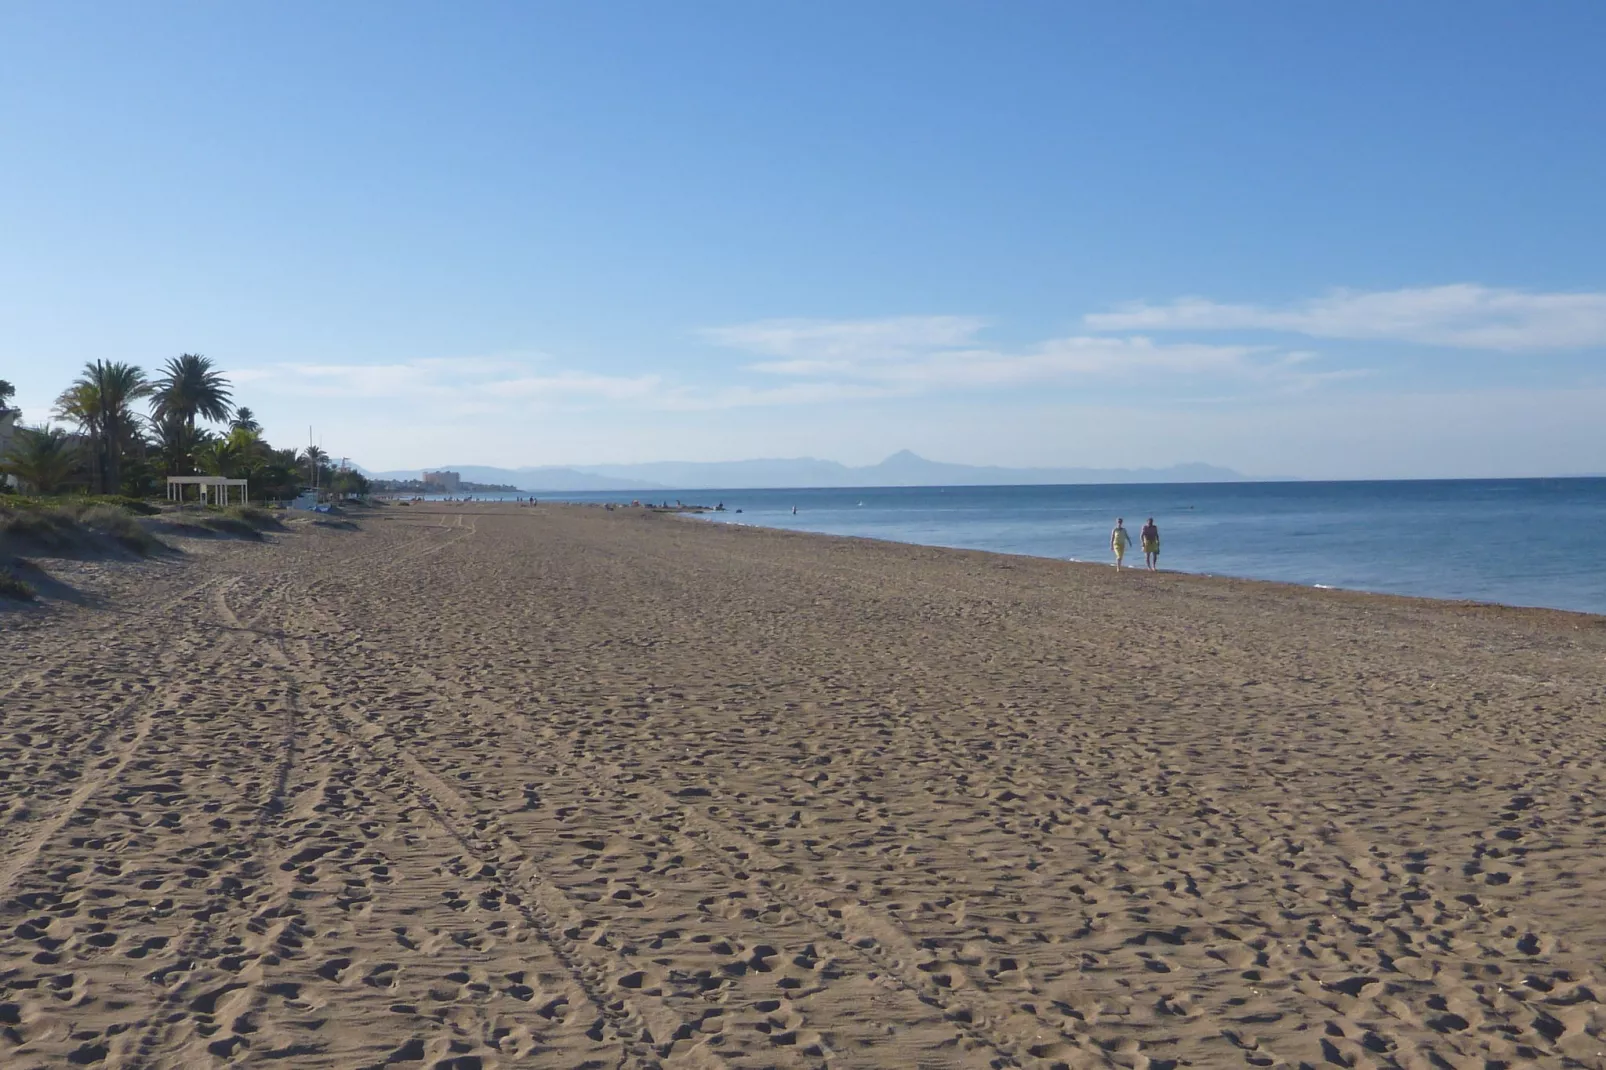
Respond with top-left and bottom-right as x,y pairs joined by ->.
3,502 -> 1605,1069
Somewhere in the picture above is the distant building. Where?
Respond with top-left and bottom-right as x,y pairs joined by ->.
422,470 -> 462,492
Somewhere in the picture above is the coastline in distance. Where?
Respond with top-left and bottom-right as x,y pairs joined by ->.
366,450 -> 1256,492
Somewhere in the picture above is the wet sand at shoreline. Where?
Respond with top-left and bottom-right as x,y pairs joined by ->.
3,501 -> 1605,1069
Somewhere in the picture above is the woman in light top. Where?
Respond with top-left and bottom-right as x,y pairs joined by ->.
1111,518 -> 1132,570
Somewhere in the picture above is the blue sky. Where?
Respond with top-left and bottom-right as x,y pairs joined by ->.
2,2 -> 1603,478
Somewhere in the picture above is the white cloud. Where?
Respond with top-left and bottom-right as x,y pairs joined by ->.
227,353 -> 906,416
700,315 -> 988,360
1084,284 -> 1606,350
708,316 -> 1337,391
662,380 -> 911,411
491,372 -> 664,402
225,305 -> 1376,439
231,357 -> 661,409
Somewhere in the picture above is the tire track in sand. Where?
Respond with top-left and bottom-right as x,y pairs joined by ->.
0,693 -> 155,898
120,577 -> 313,1069
0,576 -> 290,898
263,581 -> 722,1070
400,661 -> 1105,1070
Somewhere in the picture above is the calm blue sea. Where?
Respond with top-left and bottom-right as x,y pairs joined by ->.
546,480 -> 1606,616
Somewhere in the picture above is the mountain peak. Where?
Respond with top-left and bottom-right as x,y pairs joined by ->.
879,449 -> 927,464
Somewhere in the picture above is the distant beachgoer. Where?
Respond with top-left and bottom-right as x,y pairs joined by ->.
1111,518 -> 1132,570
792,505 -> 797,515
1141,517 -> 1160,571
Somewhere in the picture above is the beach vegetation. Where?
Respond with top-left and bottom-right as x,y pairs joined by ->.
53,361 -> 153,495
301,445 -> 329,487
0,566 -> 34,601
0,494 -> 158,516
151,414 -> 215,481
0,507 -> 81,551
225,505 -> 285,530
152,353 -> 233,442
329,467 -> 370,497
6,352 -> 360,520
73,503 -> 164,554
0,498 -> 167,557
153,504 -> 282,541
0,426 -> 83,495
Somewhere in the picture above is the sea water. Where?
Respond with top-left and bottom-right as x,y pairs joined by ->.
558,479 -> 1606,616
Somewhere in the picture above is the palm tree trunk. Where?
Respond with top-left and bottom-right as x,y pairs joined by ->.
94,422 -> 109,494
104,414 -> 121,495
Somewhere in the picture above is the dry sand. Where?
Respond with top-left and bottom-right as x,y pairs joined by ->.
3,502 -> 1605,1069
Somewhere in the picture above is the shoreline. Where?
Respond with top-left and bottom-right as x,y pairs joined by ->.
686,508 -> 1606,626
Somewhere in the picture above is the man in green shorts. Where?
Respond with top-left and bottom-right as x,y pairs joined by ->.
1141,517 -> 1160,571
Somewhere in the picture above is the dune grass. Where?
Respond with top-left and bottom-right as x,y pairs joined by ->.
223,505 -> 285,531
191,514 -> 262,539
75,504 -> 165,554
0,508 -> 82,552
0,494 -> 159,516
0,499 -> 166,557
0,567 -> 35,601
152,504 -> 284,541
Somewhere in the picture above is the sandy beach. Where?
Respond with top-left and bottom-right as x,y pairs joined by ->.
3,502 -> 1604,1069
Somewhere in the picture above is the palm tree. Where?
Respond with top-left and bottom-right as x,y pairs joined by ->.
0,379 -> 15,413
151,355 -> 232,473
0,426 -> 81,494
198,427 -> 263,480
230,406 -> 261,434
197,439 -> 244,480
53,361 -> 151,494
300,445 -> 328,490
243,446 -> 302,502
152,415 -> 214,480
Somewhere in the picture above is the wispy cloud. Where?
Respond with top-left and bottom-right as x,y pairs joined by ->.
1084,284 -> 1606,350
700,316 -> 988,360
229,304 -> 1376,423
705,315 -> 1341,391
231,357 -> 662,411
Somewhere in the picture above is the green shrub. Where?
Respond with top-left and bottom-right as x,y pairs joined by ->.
223,505 -> 284,531
1,494 -> 157,516
98,495 -> 159,516
0,501 -> 165,557
195,514 -> 263,540
0,508 -> 80,551
0,568 -> 35,601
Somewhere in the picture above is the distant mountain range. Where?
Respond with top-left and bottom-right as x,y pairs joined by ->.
366,451 -> 1255,491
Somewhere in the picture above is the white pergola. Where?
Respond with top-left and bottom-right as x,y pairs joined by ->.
167,476 -> 249,506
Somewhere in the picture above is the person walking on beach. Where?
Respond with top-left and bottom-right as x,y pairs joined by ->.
1111,518 -> 1132,570
1141,517 -> 1160,571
